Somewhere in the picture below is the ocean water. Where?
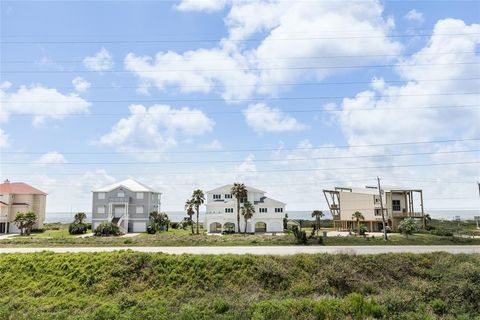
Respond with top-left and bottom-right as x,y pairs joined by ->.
45,209 -> 480,224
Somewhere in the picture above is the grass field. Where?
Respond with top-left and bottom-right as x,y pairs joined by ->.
1,221 -> 479,247
0,252 -> 478,319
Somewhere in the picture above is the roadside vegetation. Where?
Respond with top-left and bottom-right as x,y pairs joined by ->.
1,221 -> 480,247
0,252 -> 478,319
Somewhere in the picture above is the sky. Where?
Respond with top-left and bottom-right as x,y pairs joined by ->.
0,0 -> 479,215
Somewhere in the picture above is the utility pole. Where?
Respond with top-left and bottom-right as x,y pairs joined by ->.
377,177 -> 388,241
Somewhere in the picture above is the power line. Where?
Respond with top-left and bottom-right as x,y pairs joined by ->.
4,149 -> 479,165
2,51 -> 477,64
3,104 -> 479,118
2,78 -> 478,91
2,61 -> 478,73
2,32 -> 479,44
3,138 -> 478,154
3,160 -> 479,175
2,92 -> 478,104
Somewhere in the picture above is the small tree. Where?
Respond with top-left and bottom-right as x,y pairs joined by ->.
13,212 -> 26,236
149,211 -> 169,233
69,212 -> 88,235
13,211 -> 36,236
184,199 -> 195,235
241,200 -> 255,234
231,183 -> 247,234
398,217 -> 419,237
191,190 -> 205,235
74,212 -> 87,224
311,210 -> 324,236
352,211 -> 365,236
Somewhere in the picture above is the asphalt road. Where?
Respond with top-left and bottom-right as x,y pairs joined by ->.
0,246 -> 479,255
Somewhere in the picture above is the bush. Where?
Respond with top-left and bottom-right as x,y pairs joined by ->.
431,229 -> 454,237
398,218 -> 419,236
147,223 -> 157,234
359,224 -> 368,236
94,222 -> 120,237
431,298 -> 447,315
292,226 -> 308,244
68,222 -> 88,235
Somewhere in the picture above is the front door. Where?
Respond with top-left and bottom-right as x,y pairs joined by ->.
0,222 -> 8,234
113,206 -> 126,218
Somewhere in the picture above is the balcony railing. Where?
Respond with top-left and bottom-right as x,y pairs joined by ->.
391,211 -> 423,218
108,196 -> 130,203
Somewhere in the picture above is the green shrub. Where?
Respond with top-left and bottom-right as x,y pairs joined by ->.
146,223 -> 157,234
68,222 -> 88,235
94,222 -> 120,237
430,298 -> 447,315
430,229 -> 454,237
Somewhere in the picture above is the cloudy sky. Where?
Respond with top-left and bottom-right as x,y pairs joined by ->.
1,0 -> 479,215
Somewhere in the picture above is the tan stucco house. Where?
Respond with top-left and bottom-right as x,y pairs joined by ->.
323,186 -> 425,232
0,180 -> 47,233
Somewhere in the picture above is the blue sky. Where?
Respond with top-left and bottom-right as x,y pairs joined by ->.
1,0 -> 479,214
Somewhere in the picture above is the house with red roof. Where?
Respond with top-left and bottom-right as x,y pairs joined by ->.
0,179 -> 47,233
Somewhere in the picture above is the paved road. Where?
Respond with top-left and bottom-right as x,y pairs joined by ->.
0,246 -> 479,255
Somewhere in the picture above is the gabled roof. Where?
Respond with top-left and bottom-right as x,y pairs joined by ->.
93,179 -> 160,193
0,181 -> 47,195
207,184 -> 266,194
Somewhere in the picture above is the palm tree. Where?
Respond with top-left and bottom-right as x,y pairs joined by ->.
184,199 -> 195,234
13,212 -> 26,236
241,200 -> 255,234
24,211 -> 37,235
352,211 -> 365,236
311,210 -> 324,236
231,183 -> 247,233
74,212 -> 87,224
191,189 -> 205,234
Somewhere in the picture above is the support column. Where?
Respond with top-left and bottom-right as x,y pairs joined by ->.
420,191 -> 425,229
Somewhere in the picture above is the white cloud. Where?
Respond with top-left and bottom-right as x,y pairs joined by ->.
332,19 -> 480,145
72,77 -> 91,93
0,129 -> 9,148
35,151 -> 67,165
201,139 -> 223,150
244,103 -> 308,133
124,49 -> 258,100
404,9 -> 424,23
83,47 -> 114,72
129,0 -> 402,100
97,104 -> 215,159
176,0 -> 229,12
0,82 -> 91,126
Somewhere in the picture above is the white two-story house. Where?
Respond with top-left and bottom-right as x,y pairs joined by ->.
205,184 -> 286,234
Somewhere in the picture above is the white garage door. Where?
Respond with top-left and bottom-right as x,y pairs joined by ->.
133,221 -> 147,232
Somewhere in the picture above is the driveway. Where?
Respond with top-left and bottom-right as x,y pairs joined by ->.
0,246 -> 479,255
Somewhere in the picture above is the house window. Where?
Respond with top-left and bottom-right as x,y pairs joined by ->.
375,209 -> 382,216
259,208 -> 267,213
136,192 -> 144,200
392,200 -> 401,211
240,197 -> 247,203
225,208 -> 234,213
374,195 -> 380,204
213,194 -> 221,200
136,206 -> 144,214
275,208 -> 283,213
97,206 -> 105,214
97,192 -> 105,200
117,192 -> 125,198
225,194 -> 232,199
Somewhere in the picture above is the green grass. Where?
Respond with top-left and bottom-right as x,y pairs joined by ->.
2,222 -> 479,247
0,252 -> 478,319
